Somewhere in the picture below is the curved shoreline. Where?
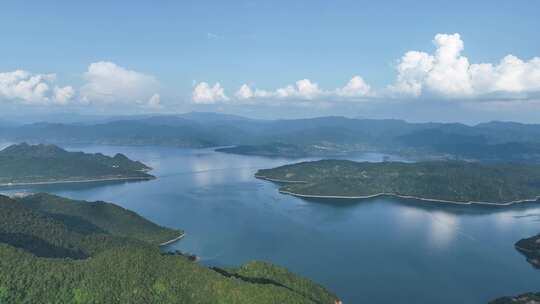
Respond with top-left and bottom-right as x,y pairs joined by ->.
257,175 -> 540,206
254,175 -> 308,183
0,176 -> 156,187
159,233 -> 185,246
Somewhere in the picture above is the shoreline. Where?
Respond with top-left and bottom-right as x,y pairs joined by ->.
256,175 -> 540,206
159,233 -> 185,246
254,175 -> 308,184
0,176 -> 156,187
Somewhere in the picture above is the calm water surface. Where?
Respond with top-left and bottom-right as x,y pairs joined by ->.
2,144 -> 539,304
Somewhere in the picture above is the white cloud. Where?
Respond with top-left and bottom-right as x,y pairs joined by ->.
53,85 -> 75,105
235,84 -> 254,99
234,76 -> 372,103
145,93 -> 162,109
81,61 -> 159,105
0,70 -> 74,105
283,79 -> 322,99
336,76 -> 371,97
236,79 -> 324,101
192,82 -> 229,104
389,33 -> 540,99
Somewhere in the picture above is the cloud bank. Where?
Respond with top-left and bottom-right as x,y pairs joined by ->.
193,33 -> 540,105
204,76 -> 372,105
192,82 -> 229,104
0,70 -> 74,105
388,33 -> 540,99
3,33 -> 539,112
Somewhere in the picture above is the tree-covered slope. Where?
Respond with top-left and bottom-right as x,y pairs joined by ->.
489,292 -> 540,304
515,234 -> 540,268
16,193 -> 181,245
0,143 -> 154,185
257,160 -> 540,204
0,193 -> 339,304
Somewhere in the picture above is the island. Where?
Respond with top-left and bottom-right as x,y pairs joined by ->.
0,193 -> 339,303
0,143 -> 155,186
256,159 -> 540,205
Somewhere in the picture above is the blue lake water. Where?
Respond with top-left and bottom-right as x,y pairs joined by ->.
2,144 -> 539,304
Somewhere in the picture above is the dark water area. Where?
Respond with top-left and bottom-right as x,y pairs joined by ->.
2,144 -> 539,304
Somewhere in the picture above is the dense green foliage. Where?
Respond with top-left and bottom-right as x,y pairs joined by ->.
0,193 -> 338,304
16,193 -> 181,245
489,292 -> 540,304
515,234 -> 540,268
3,114 -> 540,162
257,160 -> 540,204
0,143 -> 153,185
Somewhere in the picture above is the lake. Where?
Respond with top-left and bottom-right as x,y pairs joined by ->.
1,144 -> 539,304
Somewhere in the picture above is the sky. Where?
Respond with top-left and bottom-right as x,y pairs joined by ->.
1,0 -> 540,123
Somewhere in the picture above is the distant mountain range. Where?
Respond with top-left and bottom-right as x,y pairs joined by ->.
2,112 -> 540,162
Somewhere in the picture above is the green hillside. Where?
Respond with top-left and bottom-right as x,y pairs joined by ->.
0,193 -> 339,304
0,143 -> 154,185
257,160 -> 540,204
515,234 -> 540,268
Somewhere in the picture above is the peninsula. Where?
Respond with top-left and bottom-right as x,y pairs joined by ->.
256,160 -> 540,205
515,233 -> 540,268
489,234 -> 540,303
0,193 -> 339,303
0,143 -> 154,186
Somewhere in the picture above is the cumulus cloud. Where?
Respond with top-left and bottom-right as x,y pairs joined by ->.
0,70 -> 74,105
389,33 -> 540,99
235,84 -> 254,99
81,61 -> 159,107
192,82 -> 229,104
277,79 -> 322,99
234,76 -> 372,103
335,76 -> 371,97
53,85 -> 75,105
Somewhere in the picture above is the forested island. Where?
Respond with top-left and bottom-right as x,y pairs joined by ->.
0,193 -> 339,303
256,160 -> 540,205
0,143 -> 154,186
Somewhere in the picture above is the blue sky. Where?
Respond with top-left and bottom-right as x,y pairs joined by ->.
1,0 -> 540,123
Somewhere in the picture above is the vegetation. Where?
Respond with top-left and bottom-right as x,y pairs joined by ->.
0,193 -> 339,304
515,234 -> 540,268
257,159 -> 540,204
0,143 -> 154,185
489,292 -> 540,304
488,234 -> 540,303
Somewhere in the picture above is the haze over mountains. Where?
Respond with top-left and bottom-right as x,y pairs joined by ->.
2,112 -> 540,162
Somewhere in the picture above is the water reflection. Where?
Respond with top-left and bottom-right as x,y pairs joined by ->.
428,211 -> 459,248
